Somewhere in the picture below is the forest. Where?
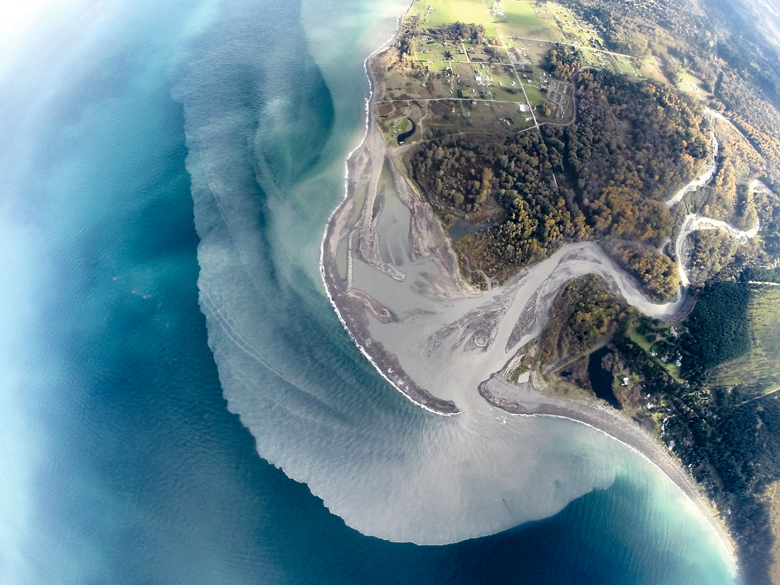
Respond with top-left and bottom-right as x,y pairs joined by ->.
547,45 -> 581,80
537,275 -> 631,366
557,0 -> 780,189
542,69 -> 708,206
612,280 -> 780,584
681,281 -> 751,373
687,230 -> 738,285
408,69 -> 708,286
603,242 -> 680,301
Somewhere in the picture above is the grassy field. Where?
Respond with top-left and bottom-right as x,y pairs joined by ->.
378,115 -> 412,143
495,1 -> 564,40
408,0 -> 499,37
676,70 -> 705,95
579,48 -> 603,67
500,0 -> 540,25
769,482 -> 780,585
627,321 -> 685,383
613,55 -> 642,77
523,84 -> 546,107
713,285 -> 780,393
414,39 -> 469,63
640,55 -> 667,83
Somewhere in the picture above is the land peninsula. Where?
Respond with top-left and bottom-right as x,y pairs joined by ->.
322,0 -> 780,581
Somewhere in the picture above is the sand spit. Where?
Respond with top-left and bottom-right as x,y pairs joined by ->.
479,375 -> 736,560
319,3 -> 460,415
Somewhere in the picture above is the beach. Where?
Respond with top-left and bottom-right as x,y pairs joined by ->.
319,0 -> 741,564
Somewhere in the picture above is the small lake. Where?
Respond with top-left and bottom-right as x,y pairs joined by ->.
448,218 -> 501,241
588,346 -> 621,409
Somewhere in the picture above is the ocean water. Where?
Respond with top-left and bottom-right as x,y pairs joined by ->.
0,0 -> 738,583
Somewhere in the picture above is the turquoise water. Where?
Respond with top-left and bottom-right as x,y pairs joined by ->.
0,0 -> 739,583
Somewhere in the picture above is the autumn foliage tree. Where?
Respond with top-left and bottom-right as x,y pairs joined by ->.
407,69 -> 709,289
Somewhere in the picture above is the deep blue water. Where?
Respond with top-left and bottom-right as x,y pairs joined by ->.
0,0 -> 736,583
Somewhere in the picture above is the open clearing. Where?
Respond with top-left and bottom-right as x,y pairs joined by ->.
713,285 -> 780,393
494,1 -> 565,40
408,0 -> 499,37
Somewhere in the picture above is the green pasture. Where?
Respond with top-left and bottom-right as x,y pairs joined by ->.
614,56 -> 642,77
516,66 -> 546,86
502,1 -> 540,27
491,69 -> 519,88
408,0 -> 499,37
414,40 -> 469,63
627,322 -> 685,383
713,285 -> 780,393
495,1 -> 564,40
523,84 -> 545,107
579,48 -> 602,67
492,85 -> 526,102
428,61 -> 454,71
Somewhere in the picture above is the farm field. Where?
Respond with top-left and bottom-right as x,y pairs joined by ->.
613,55 -> 642,77
413,39 -> 469,62
515,65 -> 547,86
549,3 -> 602,46
676,70 -> 705,95
522,84 -> 546,107
421,98 -> 535,136
375,0 -> 649,145
407,0 -> 499,38
639,55 -> 667,82
494,1 -> 564,40
627,322 -> 685,383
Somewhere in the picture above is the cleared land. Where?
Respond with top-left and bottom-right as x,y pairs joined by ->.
376,0 -> 650,143
493,1 -> 565,41
627,321 -> 685,383
407,0 -> 499,37
713,285 -> 780,393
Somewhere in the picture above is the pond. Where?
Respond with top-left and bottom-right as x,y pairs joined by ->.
587,346 -> 621,409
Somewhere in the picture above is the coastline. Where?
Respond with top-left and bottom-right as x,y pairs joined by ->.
318,0 -> 739,567
479,375 -> 737,562
319,0 -> 461,416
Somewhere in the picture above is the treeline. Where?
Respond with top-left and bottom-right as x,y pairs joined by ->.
604,242 -> 680,301
741,266 -> 780,283
548,45 -> 581,80
408,69 -> 708,286
429,22 -> 486,43
613,281 -> 776,584
538,275 -> 631,365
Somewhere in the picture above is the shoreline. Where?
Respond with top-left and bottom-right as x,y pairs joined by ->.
318,0 -> 739,568
318,0 -> 460,416
479,375 -> 737,562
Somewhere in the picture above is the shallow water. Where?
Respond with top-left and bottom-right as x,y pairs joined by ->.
0,0 -> 739,582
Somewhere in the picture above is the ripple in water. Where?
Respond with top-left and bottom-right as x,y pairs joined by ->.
173,0 -> 735,579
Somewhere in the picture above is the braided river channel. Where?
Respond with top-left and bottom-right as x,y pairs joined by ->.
0,0 -> 744,582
